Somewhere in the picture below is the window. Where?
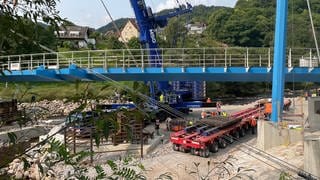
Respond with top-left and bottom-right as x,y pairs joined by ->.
69,31 -> 80,37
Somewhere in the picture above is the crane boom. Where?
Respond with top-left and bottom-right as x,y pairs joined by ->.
129,0 -> 192,67
129,0 -> 207,112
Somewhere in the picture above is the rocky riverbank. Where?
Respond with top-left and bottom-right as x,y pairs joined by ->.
18,99 -> 116,120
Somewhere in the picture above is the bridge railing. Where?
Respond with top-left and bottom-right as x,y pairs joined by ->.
0,47 -> 319,71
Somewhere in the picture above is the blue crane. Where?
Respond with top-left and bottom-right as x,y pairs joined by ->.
129,0 -> 208,113
129,0 -> 192,59
129,0 -> 192,91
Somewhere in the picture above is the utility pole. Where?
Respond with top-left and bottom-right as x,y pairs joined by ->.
271,0 -> 288,123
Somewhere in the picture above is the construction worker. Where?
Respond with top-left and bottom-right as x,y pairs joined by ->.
201,110 -> 206,119
165,117 -> 172,131
216,101 -> 222,115
159,94 -> 164,103
222,111 -> 227,117
211,111 -> 217,117
155,119 -> 160,135
305,91 -> 309,100
206,97 -> 212,103
264,100 -> 272,120
188,120 -> 193,126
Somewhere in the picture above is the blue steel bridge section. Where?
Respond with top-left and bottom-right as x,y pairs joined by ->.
0,47 -> 319,82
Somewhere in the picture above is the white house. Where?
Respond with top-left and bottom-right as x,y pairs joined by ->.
186,23 -> 207,35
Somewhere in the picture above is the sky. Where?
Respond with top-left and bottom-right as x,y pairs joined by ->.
57,0 -> 238,29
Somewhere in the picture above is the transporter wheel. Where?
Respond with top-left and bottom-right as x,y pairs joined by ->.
199,150 -> 204,157
173,144 -> 179,151
244,124 -> 250,132
239,128 -> 246,137
178,146 -> 185,152
233,131 -> 240,139
183,147 -> 190,153
209,142 -> 219,153
218,138 -> 227,149
224,134 -> 234,144
190,148 -> 195,155
203,148 -> 210,158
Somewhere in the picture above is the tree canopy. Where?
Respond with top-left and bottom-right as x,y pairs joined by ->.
0,0 -> 63,55
207,0 -> 320,48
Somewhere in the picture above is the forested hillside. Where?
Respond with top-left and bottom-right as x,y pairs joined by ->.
207,0 -> 320,47
97,18 -> 131,33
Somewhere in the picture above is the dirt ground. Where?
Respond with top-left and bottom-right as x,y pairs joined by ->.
141,99 -> 306,179
142,132 -> 304,179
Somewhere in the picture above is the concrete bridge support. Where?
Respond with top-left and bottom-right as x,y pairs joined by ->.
257,120 -> 303,151
304,131 -> 320,178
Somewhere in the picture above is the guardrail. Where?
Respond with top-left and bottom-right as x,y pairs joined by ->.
0,47 -> 319,71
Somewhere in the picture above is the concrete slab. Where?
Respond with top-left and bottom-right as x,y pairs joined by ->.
0,126 -> 48,144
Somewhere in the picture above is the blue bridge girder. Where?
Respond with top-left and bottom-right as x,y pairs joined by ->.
0,47 -> 319,82
1,66 -> 320,82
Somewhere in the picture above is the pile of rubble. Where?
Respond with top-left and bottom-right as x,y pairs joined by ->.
18,100 -> 79,118
17,99 -> 117,120
3,143 -> 142,179
4,144 -> 58,180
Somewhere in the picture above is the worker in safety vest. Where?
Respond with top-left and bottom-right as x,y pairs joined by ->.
264,101 -> 272,120
211,111 -> 217,117
216,101 -> 222,115
222,111 -> 227,117
159,94 -> 164,103
201,110 -> 206,119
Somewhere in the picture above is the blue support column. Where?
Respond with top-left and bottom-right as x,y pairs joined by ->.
271,0 -> 288,123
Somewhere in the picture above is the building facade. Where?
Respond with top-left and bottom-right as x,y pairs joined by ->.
55,26 -> 96,48
118,19 -> 139,43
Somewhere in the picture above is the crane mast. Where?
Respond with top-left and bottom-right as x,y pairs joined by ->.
129,0 -> 193,96
129,0 -> 206,112
129,0 -> 192,61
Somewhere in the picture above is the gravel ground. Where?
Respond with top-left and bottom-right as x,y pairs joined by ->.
141,130 -> 304,180
140,98 -> 307,179
2,97 -> 308,179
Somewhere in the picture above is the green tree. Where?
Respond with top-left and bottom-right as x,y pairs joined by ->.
127,37 -> 141,49
0,17 -> 58,55
163,17 -> 188,48
0,0 -> 63,54
206,8 -> 233,42
103,36 -> 124,49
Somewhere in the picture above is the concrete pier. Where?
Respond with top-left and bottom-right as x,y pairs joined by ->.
304,130 -> 320,178
308,97 -> 320,130
257,120 -> 303,151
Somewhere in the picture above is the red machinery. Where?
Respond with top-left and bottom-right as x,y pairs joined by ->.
170,105 -> 264,157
